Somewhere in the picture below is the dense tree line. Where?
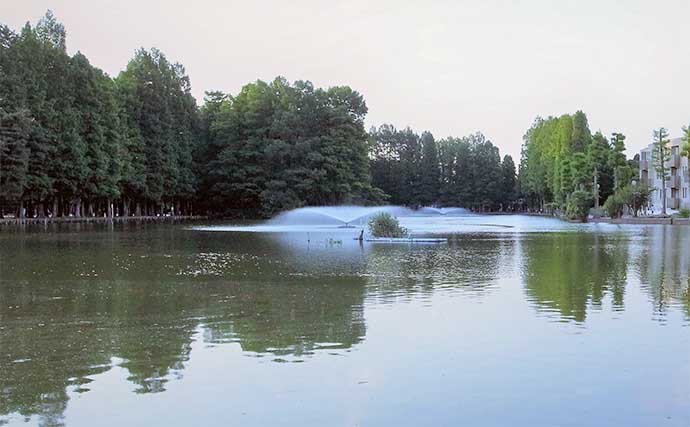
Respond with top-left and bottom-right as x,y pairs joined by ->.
0,12 -> 524,219
518,110 -> 637,218
0,12 -> 381,218
6,12 -> 655,221
197,78 -> 382,217
0,12 -> 198,218
369,125 -> 517,210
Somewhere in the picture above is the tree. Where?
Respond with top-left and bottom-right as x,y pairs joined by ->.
587,131 -> 612,210
622,183 -> 653,217
417,131 -> 440,206
571,110 -> 591,153
0,109 -> 31,209
204,77 -> 378,217
470,133 -> 502,210
566,190 -> 593,221
681,124 -> 690,158
501,155 -> 517,207
117,48 -> 198,215
652,127 -> 671,215
609,132 -> 629,191
570,152 -> 590,191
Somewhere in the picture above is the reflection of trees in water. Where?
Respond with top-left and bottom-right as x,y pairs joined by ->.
0,227 -> 367,425
522,233 -> 629,322
634,227 -> 690,320
363,236 -> 506,301
0,278 -> 198,426
202,277 -> 365,357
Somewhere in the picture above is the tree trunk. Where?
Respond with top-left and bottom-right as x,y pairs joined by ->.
107,198 -> 113,218
19,199 -> 25,218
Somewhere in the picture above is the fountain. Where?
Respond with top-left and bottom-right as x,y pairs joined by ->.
190,204 -> 524,237
268,205 -> 414,227
416,207 -> 470,216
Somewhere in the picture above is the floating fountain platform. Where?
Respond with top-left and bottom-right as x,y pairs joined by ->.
354,237 -> 447,244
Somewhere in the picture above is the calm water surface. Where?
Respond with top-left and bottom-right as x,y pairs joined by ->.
0,215 -> 688,426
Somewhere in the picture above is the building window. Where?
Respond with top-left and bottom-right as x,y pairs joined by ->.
684,187 -> 688,198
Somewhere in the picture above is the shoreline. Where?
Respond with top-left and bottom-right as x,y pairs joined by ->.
588,217 -> 690,225
0,215 -> 208,226
2,212 -> 689,228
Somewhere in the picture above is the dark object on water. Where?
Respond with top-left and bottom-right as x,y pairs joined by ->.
352,237 -> 447,243
358,229 -> 364,241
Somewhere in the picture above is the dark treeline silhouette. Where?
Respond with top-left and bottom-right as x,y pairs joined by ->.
369,125 -> 517,211
0,12 -> 522,219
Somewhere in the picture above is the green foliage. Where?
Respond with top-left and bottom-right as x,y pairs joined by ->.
601,184 -> 653,219
681,124 -> 690,158
0,12 -> 384,218
369,127 -> 509,210
520,113 -> 587,208
608,132 -> 628,191
0,12 -> 201,217
570,152 -> 590,190
501,155 -> 517,204
678,208 -> 690,218
202,78 -> 379,217
652,127 -> 671,214
588,131 -> 614,205
116,48 -> 198,204
0,12 -> 650,221
603,193 -> 626,218
417,131 -> 440,206
565,190 -> 593,221
622,183 -> 653,217
571,110 -> 592,153
519,111 -> 632,215
0,109 -> 31,201
367,212 -> 409,238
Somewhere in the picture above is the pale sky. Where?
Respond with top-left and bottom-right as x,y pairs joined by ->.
2,0 -> 689,160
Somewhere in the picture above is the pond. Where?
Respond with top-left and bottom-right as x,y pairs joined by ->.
0,214 -> 688,426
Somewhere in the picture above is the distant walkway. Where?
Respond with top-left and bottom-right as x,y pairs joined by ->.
590,217 -> 690,225
0,215 -> 207,226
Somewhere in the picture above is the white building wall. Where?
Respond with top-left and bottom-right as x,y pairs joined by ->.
639,137 -> 689,213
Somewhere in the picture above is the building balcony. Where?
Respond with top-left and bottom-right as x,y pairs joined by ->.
666,175 -> 681,189
668,154 -> 681,169
640,159 -> 650,170
667,197 -> 680,210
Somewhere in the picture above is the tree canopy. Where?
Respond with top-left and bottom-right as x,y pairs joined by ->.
1,11 -> 651,220
518,111 -> 635,214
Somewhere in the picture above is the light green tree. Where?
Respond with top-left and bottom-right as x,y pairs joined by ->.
681,124 -> 690,158
652,127 -> 671,215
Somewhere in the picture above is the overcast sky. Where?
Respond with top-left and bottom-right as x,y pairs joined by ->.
3,0 -> 689,160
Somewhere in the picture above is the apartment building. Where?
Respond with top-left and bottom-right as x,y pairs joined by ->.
640,137 -> 690,212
